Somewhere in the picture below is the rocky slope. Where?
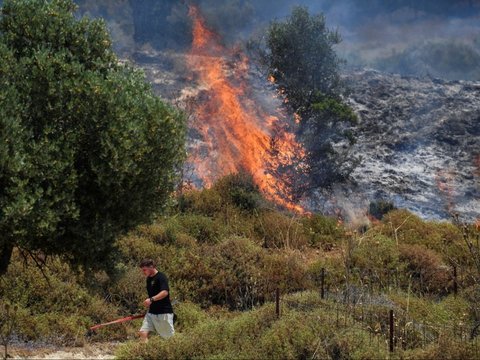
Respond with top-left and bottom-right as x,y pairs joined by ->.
344,69 -> 480,221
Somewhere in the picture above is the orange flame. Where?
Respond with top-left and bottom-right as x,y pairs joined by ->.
186,5 -> 305,212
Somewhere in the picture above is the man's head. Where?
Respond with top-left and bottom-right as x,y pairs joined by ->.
139,258 -> 157,277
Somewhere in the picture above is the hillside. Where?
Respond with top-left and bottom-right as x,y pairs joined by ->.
2,175 -> 480,359
344,69 -> 480,221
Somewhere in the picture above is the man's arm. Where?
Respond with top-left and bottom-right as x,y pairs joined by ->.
151,290 -> 169,302
144,290 -> 168,307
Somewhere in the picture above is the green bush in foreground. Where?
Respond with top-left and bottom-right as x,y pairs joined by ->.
116,291 -> 391,360
0,250 -> 125,344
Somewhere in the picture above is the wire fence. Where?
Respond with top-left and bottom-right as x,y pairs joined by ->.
273,270 -> 480,355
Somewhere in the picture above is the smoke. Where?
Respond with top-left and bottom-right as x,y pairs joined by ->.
72,0 -> 480,80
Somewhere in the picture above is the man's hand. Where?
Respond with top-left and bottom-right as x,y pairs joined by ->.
143,298 -> 153,308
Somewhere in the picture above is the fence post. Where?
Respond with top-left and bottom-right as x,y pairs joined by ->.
276,288 -> 280,318
320,268 -> 325,299
453,265 -> 458,297
389,310 -> 394,353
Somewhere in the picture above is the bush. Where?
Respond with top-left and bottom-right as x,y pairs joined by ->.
0,251 -> 125,344
116,234 -> 161,265
212,172 -> 265,212
351,234 -> 402,289
108,266 -> 146,314
134,223 -> 173,245
177,214 -> 226,244
302,213 -> 345,250
262,251 -> 311,297
177,188 -> 224,216
254,211 -> 308,249
399,245 -> 451,295
145,235 -> 311,310
172,301 -> 207,332
116,291 -> 389,360
307,257 -> 346,292
380,210 -> 463,256
405,336 -> 478,360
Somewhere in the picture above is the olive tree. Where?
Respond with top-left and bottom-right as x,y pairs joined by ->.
0,0 -> 186,274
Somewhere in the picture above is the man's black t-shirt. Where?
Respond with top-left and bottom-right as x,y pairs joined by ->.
147,271 -> 173,314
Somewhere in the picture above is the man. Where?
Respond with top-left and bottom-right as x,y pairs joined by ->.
138,258 -> 175,342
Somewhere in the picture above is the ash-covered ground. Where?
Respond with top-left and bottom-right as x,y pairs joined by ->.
344,69 -> 479,221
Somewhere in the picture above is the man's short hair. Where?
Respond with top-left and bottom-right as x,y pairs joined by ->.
139,258 -> 156,268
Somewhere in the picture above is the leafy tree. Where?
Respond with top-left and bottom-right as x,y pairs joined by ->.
264,6 -> 343,113
0,0 -> 186,275
263,6 -> 358,191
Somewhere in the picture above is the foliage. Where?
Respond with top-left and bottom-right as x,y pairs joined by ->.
264,6 -> 342,112
261,6 -> 359,192
302,95 -> 359,188
399,244 -> 451,295
0,0 -> 186,274
351,234 -> 402,288
116,291 -> 391,360
177,214 -> 226,244
0,251 -> 125,345
212,172 -> 265,212
179,172 -> 265,215
302,213 -> 345,250
253,210 -> 308,249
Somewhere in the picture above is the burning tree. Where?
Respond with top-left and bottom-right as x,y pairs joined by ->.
261,6 -> 359,193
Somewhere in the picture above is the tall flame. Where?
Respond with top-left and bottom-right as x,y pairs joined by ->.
186,5 -> 305,212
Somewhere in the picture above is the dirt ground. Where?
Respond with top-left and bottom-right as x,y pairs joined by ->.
8,342 -> 118,359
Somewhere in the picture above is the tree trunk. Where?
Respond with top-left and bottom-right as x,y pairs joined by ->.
0,242 -> 14,276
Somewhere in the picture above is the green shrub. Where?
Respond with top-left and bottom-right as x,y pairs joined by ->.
302,213 -> 345,250
117,292 -> 388,360
254,210 -> 308,249
178,214 -> 226,243
143,236 -> 310,310
399,244 -> 450,295
178,188 -> 224,216
213,172 -> 265,212
173,301 -> 208,332
135,223 -> 169,244
108,266 -> 146,314
262,251 -> 311,297
0,250 -> 127,344
379,210 -> 466,269
325,328 -> 389,360
351,234 -> 402,289
255,311 -> 319,359
404,336 -> 478,360
116,234 -> 161,264
307,256 -> 347,291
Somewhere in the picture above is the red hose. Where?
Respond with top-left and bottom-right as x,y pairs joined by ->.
89,313 -> 145,331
